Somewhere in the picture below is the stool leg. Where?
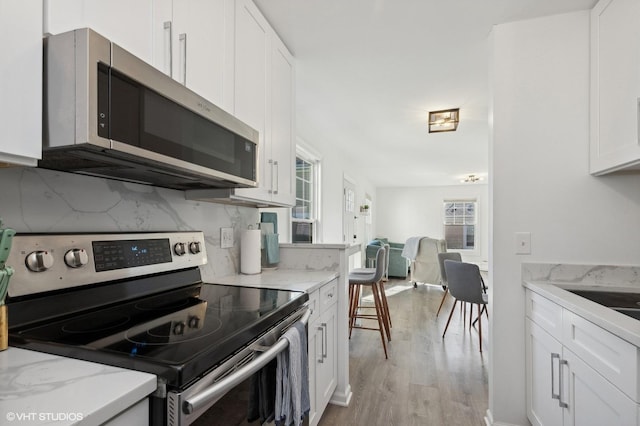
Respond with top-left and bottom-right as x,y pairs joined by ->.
371,282 -> 389,359
379,280 -> 392,330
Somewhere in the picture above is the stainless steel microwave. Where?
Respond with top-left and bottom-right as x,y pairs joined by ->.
42,28 -> 258,190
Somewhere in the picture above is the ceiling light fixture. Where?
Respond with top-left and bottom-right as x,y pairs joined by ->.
428,108 -> 460,133
461,174 -> 483,183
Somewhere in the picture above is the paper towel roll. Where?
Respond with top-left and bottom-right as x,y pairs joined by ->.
240,229 -> 261,274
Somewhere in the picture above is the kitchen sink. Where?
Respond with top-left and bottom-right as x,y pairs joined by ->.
568,289 -> 640,320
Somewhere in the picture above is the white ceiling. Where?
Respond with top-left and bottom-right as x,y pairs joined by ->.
253,0 -> 597,187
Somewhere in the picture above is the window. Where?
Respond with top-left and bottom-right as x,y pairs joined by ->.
443,200 -> 476,250
292,151 -> 320,243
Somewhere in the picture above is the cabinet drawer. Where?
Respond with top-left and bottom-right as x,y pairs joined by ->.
320,280 -> 338,311
526,290 -> 563,341
563,310 -> 640,401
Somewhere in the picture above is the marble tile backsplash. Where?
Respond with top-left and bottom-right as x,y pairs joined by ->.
0,167 -> 258,279
523,262 -> 640,288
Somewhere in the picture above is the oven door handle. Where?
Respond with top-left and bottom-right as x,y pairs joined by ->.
182,307 -> 311,415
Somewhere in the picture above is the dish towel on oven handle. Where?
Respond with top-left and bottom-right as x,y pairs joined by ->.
275,322 -> 310,426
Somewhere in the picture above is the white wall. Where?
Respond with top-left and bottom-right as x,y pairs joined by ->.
376,184 -> 489,263
295,138 -> 376,246
491,11 -> 640,425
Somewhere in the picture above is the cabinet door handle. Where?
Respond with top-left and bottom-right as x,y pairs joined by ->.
268,159 -> 274,194
551,353 -> 560,401
273,160 -> 279,195
163,21 -> 173,77
179,33 -> 187,85
321,322 -> 328,359
558,359 -> 569,409
317,326 -> 324,364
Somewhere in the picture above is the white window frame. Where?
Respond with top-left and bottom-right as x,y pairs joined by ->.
292,145 -> 321,243
442,199 -> 478,253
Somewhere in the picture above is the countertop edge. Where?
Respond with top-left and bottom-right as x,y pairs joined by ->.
524,280 -> 640,348
0,347 -> 157,426
209,269 -> 339,293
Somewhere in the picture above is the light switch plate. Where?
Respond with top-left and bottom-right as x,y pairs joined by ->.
221,227 -> 234,248
515,232 -> 531,255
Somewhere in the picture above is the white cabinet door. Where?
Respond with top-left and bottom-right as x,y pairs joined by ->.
590,0 -> 640,174
232,0 -> 295,207
44,0 -> 154,64
308,314 -> 321,426
526,320 -> 564,426
0,0 -> 42,166
269,35 -> 295,206
317,303 -> 337,410
170,0 -> 229,108
562,348 -> 637,426
233,0 -> 271,203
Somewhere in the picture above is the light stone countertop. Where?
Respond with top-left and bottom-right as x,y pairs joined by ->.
209,269 -> 339,293
524,280 -> 640,348
0,347 -> 157,426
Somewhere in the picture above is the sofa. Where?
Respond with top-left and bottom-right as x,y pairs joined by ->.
365,238 -> 410,278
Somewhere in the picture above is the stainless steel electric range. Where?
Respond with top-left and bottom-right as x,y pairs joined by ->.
5,232 -> 309,425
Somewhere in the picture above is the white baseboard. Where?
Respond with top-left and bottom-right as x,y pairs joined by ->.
484,409 -> 527,426
329,385 -> 352,407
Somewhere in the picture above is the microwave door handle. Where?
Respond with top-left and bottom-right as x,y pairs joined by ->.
163,21 -> 173,78
179,33 -> 187,85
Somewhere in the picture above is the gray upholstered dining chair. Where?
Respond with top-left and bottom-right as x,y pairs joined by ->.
436,252 -> 462,317
348,246 -> 390,358
442,259 -> 488,352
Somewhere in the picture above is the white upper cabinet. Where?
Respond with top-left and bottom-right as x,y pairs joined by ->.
590,0 -> 640,174
0,0 -> 42,166
232,0 -> 295,207
44,0 -> 154,64
152,0 -> 232,110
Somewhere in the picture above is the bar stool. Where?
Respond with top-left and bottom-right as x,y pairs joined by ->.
348,246 -> 389,359
350,243 -> 392,330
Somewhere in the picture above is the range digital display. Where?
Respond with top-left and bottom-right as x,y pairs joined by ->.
93,238 -> 172,272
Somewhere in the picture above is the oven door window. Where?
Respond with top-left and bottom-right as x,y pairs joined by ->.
98,64 -> 256,182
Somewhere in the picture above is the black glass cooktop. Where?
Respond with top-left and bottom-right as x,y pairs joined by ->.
10,282 -> 307,388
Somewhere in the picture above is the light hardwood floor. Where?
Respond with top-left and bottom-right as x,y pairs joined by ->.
319,278 -> 489,425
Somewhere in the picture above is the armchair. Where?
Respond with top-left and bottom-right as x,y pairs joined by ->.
365,238 -> 409,278
410,237 -> 447,286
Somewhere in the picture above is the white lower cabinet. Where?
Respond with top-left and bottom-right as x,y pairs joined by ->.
526,289 -> 640,426
308,279 -> 338,426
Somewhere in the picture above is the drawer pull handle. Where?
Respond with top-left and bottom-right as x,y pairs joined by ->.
558,359 -> 569,409
551,353 -> 560,401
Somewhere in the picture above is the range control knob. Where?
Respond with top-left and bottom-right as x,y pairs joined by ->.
64,248 -> 89,268
25,250 -> 54,272
173,321 -> 186,335
188,316 -> 200,329
189,242 -> 201,254
174,242 -> 186,256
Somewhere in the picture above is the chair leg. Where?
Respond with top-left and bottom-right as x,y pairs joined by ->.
478,303 -> 483,353
442,299 -> 458,338
435,287 -> 448,317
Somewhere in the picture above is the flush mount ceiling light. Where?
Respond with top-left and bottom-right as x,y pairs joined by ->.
428,108 -> 459,133
461,174 -> 483,183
